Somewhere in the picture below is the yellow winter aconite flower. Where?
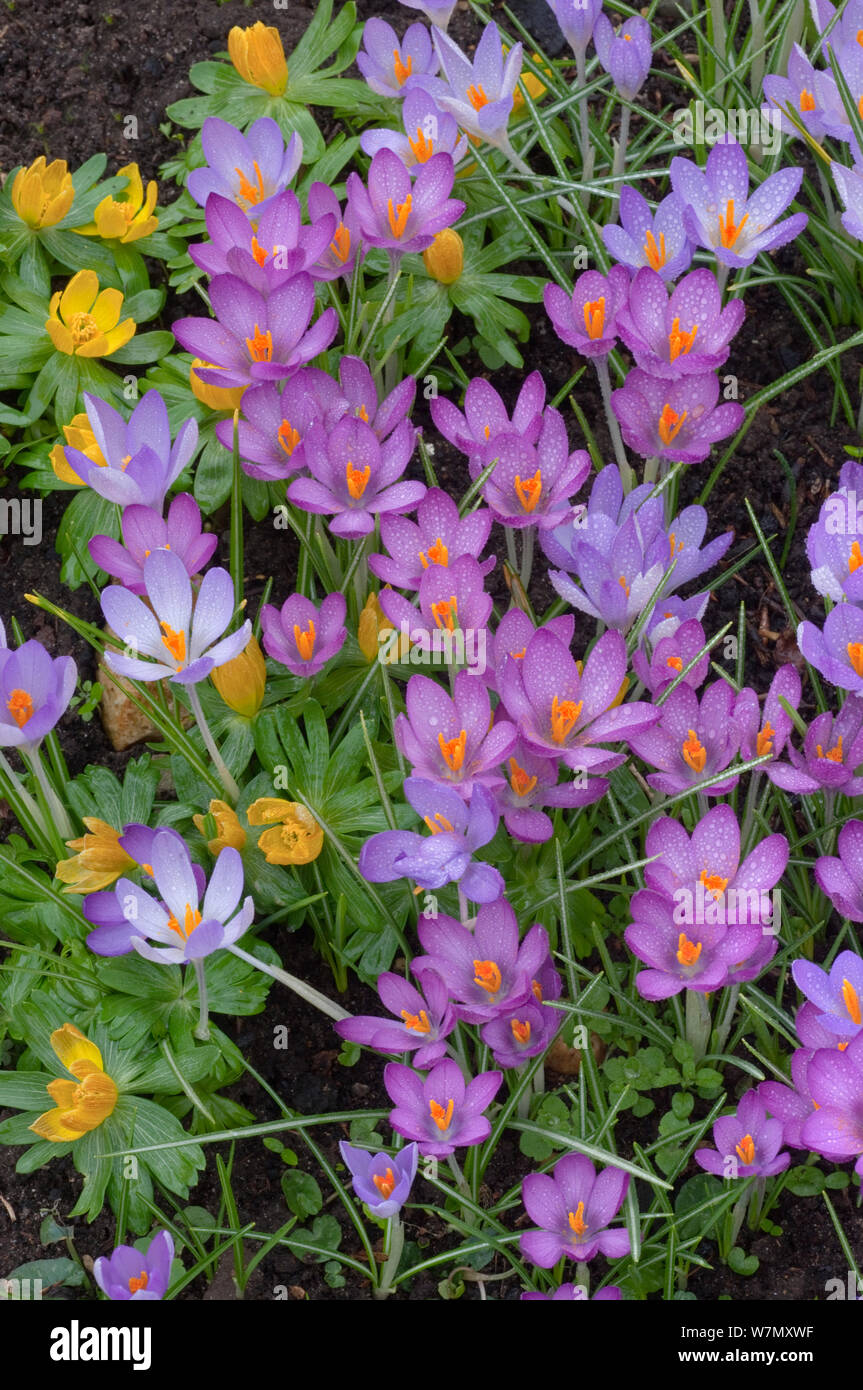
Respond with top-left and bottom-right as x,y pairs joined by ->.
45,270 -> 136,359
247,798 -> 324,865
193,799 -> 248,856
228,22 -> 289,97
358,592 -> 394,663
11,156 -> 75,230
30,1024 -> 119,1143
512,54 -> 550,116
55,819 -> 134,894
50,414 -> 108,485
423,229 -> 464,285
76,163 -> 158,244
210,634 -> 266,717
189,359 -> 247,413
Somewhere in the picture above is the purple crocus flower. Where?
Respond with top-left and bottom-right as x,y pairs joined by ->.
369,486 -> 494,591
88,494 -> 217,595
758,1052 -> 820,1150
63,390 -> 198,511
307,182 -> 361,281
800,1031 -> 863,1175
414,24 -> 523,150
521,1283 -> 622,1301
792,947 -> 863,1040
816,814 -> 863,917
616,267 -> 745,380
346,149 -> 464,255
216,371 -> 341,482
543,265 -> 630,358
430,371 -> 546,474
173,273 -> 338,391
520,1154 -> 631,1266
602,187 -> 693,283
93,1230 -> 174,1302
544,0 -> 603,57
104,833 -> 254,965
359,777 -> 504,903
334,356 -> 418,443
632,618 -> 709,695
398,0 -> 456,29
612,369 -> 744,464
335,969 -> 455,1067
495,733 -> 605,843
767,699 -> 863,796
593,13 -> 652,101
831,161 -> 863,242
379,554 -> 493,652
498,627 -> 659,773
479,411 -> 591,531
628,680 -> 741,795
260,592 -> 347,678
101,549 -> 251,686
481,999 -> 559,1069
83,826 -> 206,956
395,671 -> 517,795
384,1057 -> 502,1157
361,88 -> 468,173
733,665 -> 801,768
0,640 -> 75,751
763,44 -> 829,140
413,897 -> 551,1024
670,136 -> 807,268
798,605 -> 863,695
695,1091 -> 790,1178
358,19 -> 438,97
485,610 -> 575,697
188,191 -> 335,288
186,117 -> 302,218
287,416 -> 423,539
338,1141 -> 419,1218
805,468 -> 863,604
625,888 -> 762,999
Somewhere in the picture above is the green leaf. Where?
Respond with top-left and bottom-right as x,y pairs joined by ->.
728,1246 -> 759,1276
0,1258 -> 84,1295
281,1170 -> 323,1219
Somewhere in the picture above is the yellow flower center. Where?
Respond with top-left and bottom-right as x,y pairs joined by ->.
373,1167 -> 396,1199
6,688 -> 34,728
69,311 -> 100,346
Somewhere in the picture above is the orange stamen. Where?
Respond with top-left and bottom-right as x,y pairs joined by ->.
718,198 -> 749,249
532,979 -> 543,1003
583,296 -> 606,340
429,1097 -> 454,1131
330,223 -> 351,264
293,619 -> 316,662
735,1133 -> 755,1166
619,574 -> 630,597
682,728 -> 706,773
419,537 -> 449,569
700,869 -> 728,900
799,89 -> 816,111
438,729 -> 467,772
467,83 -> 489,110
514,468 -> 542,513
568,1202 -> 588,1238
387,194 -> 412,239
167,902 -> 203,940
668,316 -> 698,361
667,655 -> 683,671
848,642 -> 863,677
408,127 -> 435,163
842,977 -> 862,1027
550,694 -> 582,744
676,932 -> 702,967
234,161 -> 266,207
757,722 -> 774,757
373,1167 -> 396,1199
346,461 -> 371,499
251,235 -> 269,267
6,689 -> 34,728
245,324 -> 273,362
160,622 -> 186,666
508,757 -> 538,798
424,812 -> 454,835
278,419 -> 300,456
393,48 -> 413,86
400,1008 -> 431,1034
128,1271 -> 149,1295
511,1018 -> 531,1044
816,735 -> 844,763
643,228 -> 667,271
473,959 -> 502,995
658,403 -> 687,446
430,596 -> 458,632
850,540 -> 863,574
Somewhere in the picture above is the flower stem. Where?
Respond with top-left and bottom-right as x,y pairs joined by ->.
594,357 -> 633,490
520,527 -> 535,593
226,942 -> 350,1022
24,745 -> 72,858
610,106 -> 631,213
685,988 -> 712,1062
186,683 -> 240,803
192,957 -> 211,1041
373,1213 -> 404,1300
0,748 -> 50,851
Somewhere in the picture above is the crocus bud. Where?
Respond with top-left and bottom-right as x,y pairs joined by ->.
358,592 -> 394,663
193,799 -> 247,856
228,22 -> 289,97
50,413 -> 107,485
423,228 -> 464,285
190,360 -> 246,413
12,156 -> 74,229
210,633 -> 266,717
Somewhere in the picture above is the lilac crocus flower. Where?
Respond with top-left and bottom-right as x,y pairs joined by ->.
357,19 -> 438,97
83,826 -> 206,956
545,0 -> 603,57
670,136 -> 807,268
361,88 -> 468,173
260,592 -> 347,678
479,411 -> 591,531
0,641 -> 76,751
625,888 -> 762,999
628,680 -> 741,795
520,1154 -> 631,1266
369,486 -> 494,591
307,182 -> 361,281
187,117 -> 302,218
481,1000 -> 559,1069
398,0 -> 456,29
335,969 -> 455,1067
384,1058 -> 502,1156
521,1284 -> 622,1301
798,605 -> 863,695
346,149 -> 464,255
378,554 -> 493,652
762,44 -> 828,141
498,627 -> 659,773
430,371 -> 546,473
287,416 -> 423,539
593,13 -> 652,101
395,671 -> 517,795
602,187 -> 693,283
767,699 -> 863,796
333,356 -> 418,443
63,390 -> 198,511
413,898 -> 551,1023
189,191 -> 335,290
632,618 -> 709,695
792,948 -> 863,1040
616,267 -> 745,380
88,494 -> 217,594
695,1091 -> 790,1178
758,1052 -> 820,1150
216,371 -> 341,482
359,777 -> 504,903
485,610 -> 575,697
338,1141 -> 419,1218
93,1230 -> 174,1302
173,273 -> 338,391
805,468 -> 863,604
101,549 -> 251,685
415,24 -> 523,150
544,265 -> 630,358
815,820 -> 863,923
831,161 -> 863,242
612,369 -> 744,464
107,833 -> 254,965
800,1031 -> 863,1175
733,665 -> 801,769
495,734 -> 605,843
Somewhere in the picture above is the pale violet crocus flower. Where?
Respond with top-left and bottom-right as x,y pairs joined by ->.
831,161 -> 863,242
62,390 -> 198,511
415,24 -> 523,151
